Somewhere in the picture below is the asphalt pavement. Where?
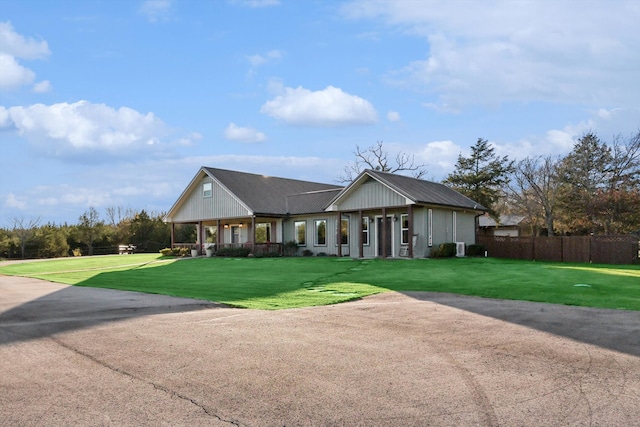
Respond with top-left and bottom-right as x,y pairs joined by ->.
1,274 -> 639,426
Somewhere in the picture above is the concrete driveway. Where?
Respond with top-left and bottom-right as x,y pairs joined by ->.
1,274 -> 639,426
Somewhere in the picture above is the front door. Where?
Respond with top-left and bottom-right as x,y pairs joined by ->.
376,217 -> 392,257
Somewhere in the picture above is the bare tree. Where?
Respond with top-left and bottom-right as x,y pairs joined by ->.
338,141 -> 427,183
507,156 -> 562,235
77,207 -> 103,256
11,216 -> 41,259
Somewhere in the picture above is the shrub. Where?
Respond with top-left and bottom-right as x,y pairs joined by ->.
159,248 -> 174,256
466,244 -> 485,257
283,241 -> 299,257
302,249 -> 314,257
431,243 -> 457,258
216,247 -> 251,257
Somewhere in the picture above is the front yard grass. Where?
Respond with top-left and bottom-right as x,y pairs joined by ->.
1,255 -> 638,310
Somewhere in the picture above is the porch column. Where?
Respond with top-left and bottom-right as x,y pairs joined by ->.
251,216 -> 256,254
170,223 -> 175,249
358,210 -> 364,258
408,204 -> 414,258
198,221 -> 203,254
337,212 -> 342,257
217,220 -> 222,246
381,207 -> 387,258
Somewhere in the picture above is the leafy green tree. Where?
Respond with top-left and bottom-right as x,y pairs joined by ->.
0,228 -> 18,259
129,210 -> 170,252
444,138 -> 514,218
35,224 -> 70,258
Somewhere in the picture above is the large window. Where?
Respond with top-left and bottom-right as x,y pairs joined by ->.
315,219 -> 326,246
255,223 -> 271,244
203,182 -> 212,198
340,218 -> 349,245
401,214 -> 409,245
294,221 -> 306,246
362,217 -> 369,245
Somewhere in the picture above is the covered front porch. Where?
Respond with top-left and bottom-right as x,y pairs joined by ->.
336,205 -> 417,259
171,216 -> 284,256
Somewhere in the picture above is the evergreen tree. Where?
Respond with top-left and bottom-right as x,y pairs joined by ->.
444,138 -> 514,218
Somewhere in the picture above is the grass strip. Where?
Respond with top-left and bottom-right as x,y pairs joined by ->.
1,255 -> 638,310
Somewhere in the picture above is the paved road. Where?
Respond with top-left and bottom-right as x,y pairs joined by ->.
1,274 -> 639,426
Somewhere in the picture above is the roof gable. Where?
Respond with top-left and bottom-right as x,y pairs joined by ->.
328,169 -> 486,211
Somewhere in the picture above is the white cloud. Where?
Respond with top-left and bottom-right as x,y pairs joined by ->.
139,0 -> 172,22
1,101 -> 175,162
415,140 -> 461,178
4,193 -> 26,210
32,80 -> 52,93
230,0 -> 280,7
0,21 -> 50,59
261,85 -> 378,127
0,22 -> 50,91
342,0 -> 640,109
246,49 -> 283,66
224,122 -> 266,143
386,111 -> 400,122
0,52 -> 35,89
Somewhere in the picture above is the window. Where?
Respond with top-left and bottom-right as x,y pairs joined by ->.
428,209 -> 433,247
315,219 -> 326,246
452,211 -> 457,242
203,182 -> 212,198
362,217 -> 369,245
255,223 -> 271,243
294,221 -> 306,246
401,214 -> 409,245
205,226 -> 217,243
340,218 -> 349,245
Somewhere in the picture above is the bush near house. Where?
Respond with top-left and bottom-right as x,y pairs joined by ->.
431,243 -> 458,258
466,244 -> 486,257
216,246 -> 251,257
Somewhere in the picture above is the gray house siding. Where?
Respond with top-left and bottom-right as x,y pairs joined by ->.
171,176 -> 250,222
336,179 -> 407,211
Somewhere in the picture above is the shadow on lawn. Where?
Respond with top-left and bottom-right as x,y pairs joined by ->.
0,275 -> 221,346
2,258 -> 639,358
404,291 -> 640,357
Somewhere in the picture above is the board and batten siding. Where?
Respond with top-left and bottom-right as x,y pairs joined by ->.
336,179 -> 407,211
170,176 -> 251,222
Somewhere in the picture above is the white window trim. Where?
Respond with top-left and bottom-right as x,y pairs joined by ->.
314,219 -> 327,246
339,217 -> 349,246
294,220 -> 306,247
362,216 -> 370,246
452,211 -> 457,242
428,209 -> 433,247
400,213 -> 409,245
203,182 -> 213,198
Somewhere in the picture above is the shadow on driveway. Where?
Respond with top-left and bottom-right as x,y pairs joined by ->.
404,291 -> 640,357
0,275 -> 220,346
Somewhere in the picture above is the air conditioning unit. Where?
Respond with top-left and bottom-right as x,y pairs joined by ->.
456,242 -> 465,257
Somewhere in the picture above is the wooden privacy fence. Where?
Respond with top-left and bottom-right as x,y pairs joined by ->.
477,235 -> 640,265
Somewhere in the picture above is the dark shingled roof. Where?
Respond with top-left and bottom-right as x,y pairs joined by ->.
286,189 -> 343,215
204,167 -> 343,215
362,169 -> 486,211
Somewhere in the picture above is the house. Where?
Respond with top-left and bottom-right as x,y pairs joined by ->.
478,214 -> 528,237
165,167 -> 486,258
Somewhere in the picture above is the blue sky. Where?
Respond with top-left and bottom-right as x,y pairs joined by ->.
1,0 -> 639,225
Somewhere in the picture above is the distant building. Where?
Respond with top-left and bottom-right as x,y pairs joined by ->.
478,214 -> 527,237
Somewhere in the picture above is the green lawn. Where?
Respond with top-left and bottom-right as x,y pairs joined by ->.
1,255 -> 638,310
